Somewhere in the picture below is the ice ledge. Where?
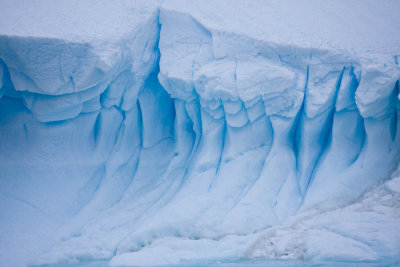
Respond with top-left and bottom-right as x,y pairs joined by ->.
0,11 -> 160,122
0,4 -> 399,121
158,8 -> 400,120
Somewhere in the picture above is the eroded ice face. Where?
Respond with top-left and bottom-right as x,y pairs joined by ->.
0,0 -> 399,266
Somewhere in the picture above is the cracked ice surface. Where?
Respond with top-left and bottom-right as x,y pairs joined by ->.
0,0 -> 400,266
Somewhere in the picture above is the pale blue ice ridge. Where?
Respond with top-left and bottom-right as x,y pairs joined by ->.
0,1 -> 400,266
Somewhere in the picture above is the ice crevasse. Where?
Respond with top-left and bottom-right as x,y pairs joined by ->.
0,0 -> 400,266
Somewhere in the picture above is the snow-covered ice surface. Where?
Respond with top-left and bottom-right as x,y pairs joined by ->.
247,171 -> 400,263
0,0 -> 400,266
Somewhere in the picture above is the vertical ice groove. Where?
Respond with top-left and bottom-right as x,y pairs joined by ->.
77,164 -> 106,210
229,113 -> 273,187
138,71 -> 175,148
119,99 -> 143,200
298,65 -> 345,196
302,67 -> 366,202
390,81 -> 399,141
306,66 -> 345,188
293,65 -> 309,173
184,97 -> 203,169
0,60 -> 5,99
156,99 -> 196,199
93,111 -> 101,147
192,105 -> 225,173
207,105 -> 227,191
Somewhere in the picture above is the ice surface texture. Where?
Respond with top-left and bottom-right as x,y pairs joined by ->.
0,0 -> 399,266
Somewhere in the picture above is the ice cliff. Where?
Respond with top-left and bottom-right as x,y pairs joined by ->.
0,0 -> 400,266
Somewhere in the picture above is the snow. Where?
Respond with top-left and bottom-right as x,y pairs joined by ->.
162,0 -> 400,55
0,0 -> 160,42
110,234 -> 258,266
248,175 -> 400,262
0,0 -> 399,266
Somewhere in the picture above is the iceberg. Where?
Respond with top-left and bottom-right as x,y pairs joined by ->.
0,0 -> 399,266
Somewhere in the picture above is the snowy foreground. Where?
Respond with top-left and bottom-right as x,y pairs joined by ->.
0,0 -> 399,266
111,171 -> 400,266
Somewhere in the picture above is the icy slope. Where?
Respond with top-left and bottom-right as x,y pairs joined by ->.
109,170 -> 400,266
247,169 -> 400,263
0,0 -> 400,266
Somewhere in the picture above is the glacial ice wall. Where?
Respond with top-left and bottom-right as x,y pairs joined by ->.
0,0 -> 400,266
